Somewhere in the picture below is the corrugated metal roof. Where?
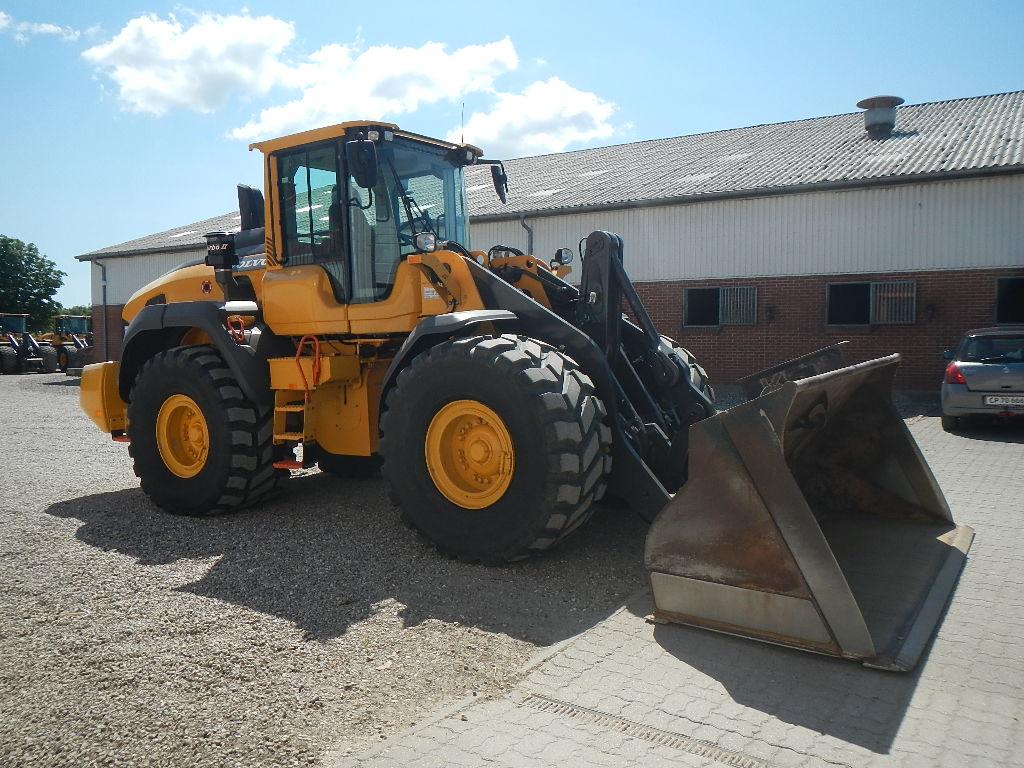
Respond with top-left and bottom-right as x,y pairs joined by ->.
79,91 -> 1024,259
82,210 -> 244,259
467,90 -> 1024,219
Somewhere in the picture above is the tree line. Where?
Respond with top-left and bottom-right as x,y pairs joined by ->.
0,234 -> 87,330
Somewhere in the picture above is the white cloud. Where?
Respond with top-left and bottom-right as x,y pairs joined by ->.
0,11 -> 80,42
78,13 -> 621,154
229,37 -> 518,141
451,78 -> 616,158
81,12 -> 295,115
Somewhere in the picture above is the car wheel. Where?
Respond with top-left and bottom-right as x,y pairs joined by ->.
940,415 -> 959,433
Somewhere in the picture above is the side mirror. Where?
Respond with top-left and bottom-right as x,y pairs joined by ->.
552,247 -> 574,266
490,164 -> 508,204
942,349 -> 954,360
345,139 -> 379,189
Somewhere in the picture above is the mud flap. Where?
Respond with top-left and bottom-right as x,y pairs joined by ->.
645,354 -> 974,671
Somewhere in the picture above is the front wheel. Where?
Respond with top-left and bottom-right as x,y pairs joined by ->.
127,345 -> 277,515
39,346 -> 59,373
381,335 -> 612,562
57,347 -> 69,373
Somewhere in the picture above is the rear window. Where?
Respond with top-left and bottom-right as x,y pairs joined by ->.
959,336 -> 1024,363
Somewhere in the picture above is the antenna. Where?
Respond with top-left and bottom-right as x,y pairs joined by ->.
461,102 -> 465,144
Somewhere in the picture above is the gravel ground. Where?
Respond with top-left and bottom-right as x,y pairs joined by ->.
0,373 -> 646,767
0,373 -> 941,767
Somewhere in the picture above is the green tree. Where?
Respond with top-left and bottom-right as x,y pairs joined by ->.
60,304 -> 92,316
0,235 -> 66,330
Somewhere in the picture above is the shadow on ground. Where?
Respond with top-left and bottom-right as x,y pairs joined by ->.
950,421 -> 1024,444
648,617 -> 923,754
42,378 -> 80,387
47,474 -> 646,646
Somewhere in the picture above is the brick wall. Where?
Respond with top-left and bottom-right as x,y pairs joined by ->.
90,304 -> 126,363
634,267 -> 1024,390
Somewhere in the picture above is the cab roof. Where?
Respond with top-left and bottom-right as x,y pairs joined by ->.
248,120 -> 482,158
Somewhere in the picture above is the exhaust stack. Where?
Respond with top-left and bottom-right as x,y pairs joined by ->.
856,95 -> 904,139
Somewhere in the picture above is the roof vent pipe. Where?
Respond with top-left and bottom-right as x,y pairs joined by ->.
856,96 -> 904,139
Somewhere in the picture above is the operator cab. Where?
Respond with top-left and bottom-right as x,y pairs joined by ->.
266,125 -> 487,304
0,314 -> 28,334
55,315 -> 90,335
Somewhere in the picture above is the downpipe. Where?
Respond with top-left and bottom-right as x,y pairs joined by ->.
519,214 -> 534,255
95,258 -> 109,361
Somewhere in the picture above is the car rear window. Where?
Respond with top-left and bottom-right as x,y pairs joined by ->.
960,336 -> 1024,363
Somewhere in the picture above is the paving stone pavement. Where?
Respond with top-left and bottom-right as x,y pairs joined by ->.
329,416 -> 1023,768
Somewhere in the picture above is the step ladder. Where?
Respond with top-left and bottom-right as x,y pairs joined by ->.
273,335 -> 321,470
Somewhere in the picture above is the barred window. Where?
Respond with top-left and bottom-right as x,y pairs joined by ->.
996,277 -> 1024,324
684,285 -> 757,326
827,280 -> 916,325
871,281 -> 916,324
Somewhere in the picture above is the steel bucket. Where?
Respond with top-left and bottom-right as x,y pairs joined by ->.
645,354 -> 973,671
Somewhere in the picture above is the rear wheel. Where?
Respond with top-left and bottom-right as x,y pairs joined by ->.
57,347 -> 70,373
941,415 -> 960,432
127,345 -> 277,516
0,346 -> 16,374
381,334 -> 612,562
39,346 -> 59,373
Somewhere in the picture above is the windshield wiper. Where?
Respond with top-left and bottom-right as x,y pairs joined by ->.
386,157 -> 438,239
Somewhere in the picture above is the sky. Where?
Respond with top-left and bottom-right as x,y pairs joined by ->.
1,1 -> 1022,307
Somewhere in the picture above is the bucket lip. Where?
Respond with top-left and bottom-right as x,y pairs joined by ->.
790,353 -> 901,392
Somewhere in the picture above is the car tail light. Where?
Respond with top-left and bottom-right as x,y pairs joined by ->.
944,362 -> 966,385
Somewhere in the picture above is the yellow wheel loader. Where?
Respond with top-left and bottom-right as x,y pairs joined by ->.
1,313 -> 58,374
80,122 -> 972,671
39,314 -> 94,371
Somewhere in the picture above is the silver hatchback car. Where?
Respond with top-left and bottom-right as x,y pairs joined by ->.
941,326 -> 1024,431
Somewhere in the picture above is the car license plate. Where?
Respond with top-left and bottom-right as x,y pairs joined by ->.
985,395 -> 1024,407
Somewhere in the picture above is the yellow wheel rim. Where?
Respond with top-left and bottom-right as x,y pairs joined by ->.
155,394 -> 210,479
425,400 -> 515,509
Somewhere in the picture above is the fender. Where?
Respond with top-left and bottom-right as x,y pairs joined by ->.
118,302 -> 272,407
379,309 -> 517,405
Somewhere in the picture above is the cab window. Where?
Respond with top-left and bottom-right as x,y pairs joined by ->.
278,144 -> 348,298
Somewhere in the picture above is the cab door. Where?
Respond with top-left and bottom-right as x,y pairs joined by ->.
262,141 -> 352,336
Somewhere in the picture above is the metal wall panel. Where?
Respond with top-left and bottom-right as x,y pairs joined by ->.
91,249 -> 205,305
471,175 -> 1024,283
89,175 -> 1023,306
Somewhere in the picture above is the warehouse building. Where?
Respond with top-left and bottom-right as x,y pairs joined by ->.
79,91 -> 1024,388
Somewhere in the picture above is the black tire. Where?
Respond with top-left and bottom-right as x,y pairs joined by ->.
57,347 -> 69,373
381,334 -> 612,563
39,345 -> 59,373
127,345 -> 277,516
941,415 -> 960,432
0,346 -> 16,375
318,452 -> 382,479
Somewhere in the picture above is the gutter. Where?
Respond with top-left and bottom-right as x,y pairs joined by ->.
76,242 -> 206,262
469,164 -> 1024,224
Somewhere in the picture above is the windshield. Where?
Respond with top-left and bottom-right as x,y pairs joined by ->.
58,317 -> 90,334
1,316 -> 27,333
959,336 -> 1024,363
347,137 -> 468,302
